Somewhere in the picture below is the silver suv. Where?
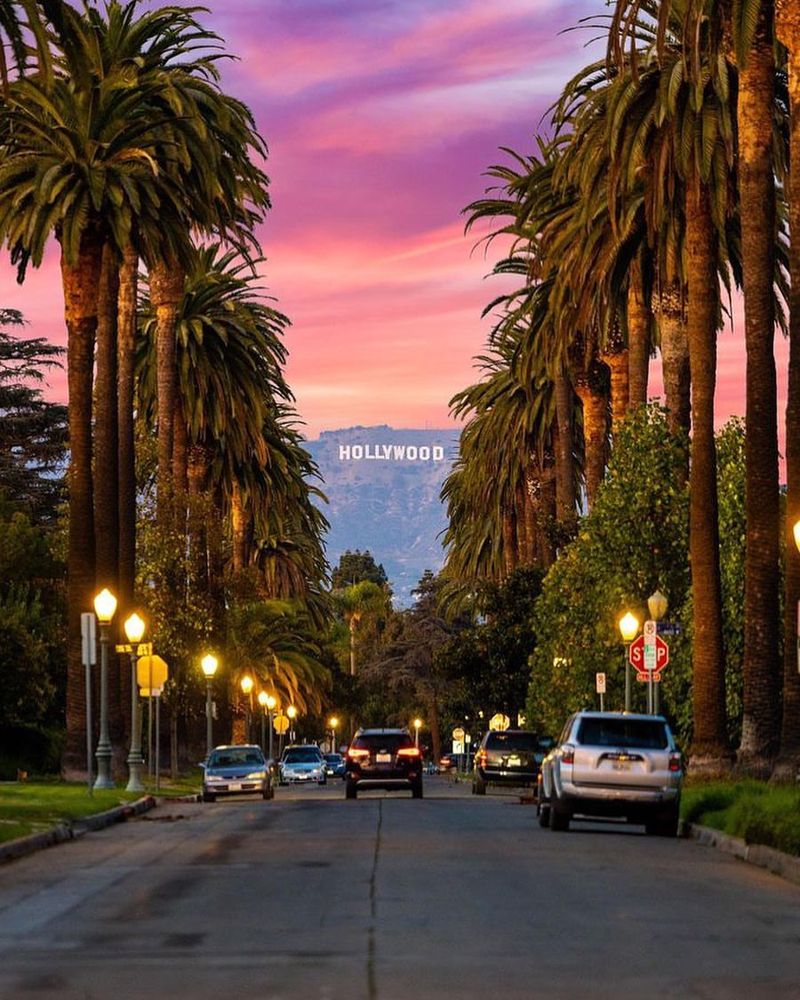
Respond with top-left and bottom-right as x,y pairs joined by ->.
538,712 -> 682,836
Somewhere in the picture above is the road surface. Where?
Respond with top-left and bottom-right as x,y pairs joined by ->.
0,777 -> 798,999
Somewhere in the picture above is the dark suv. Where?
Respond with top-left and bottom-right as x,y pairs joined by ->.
345,728 -> 423,799
472,729 -> 542,795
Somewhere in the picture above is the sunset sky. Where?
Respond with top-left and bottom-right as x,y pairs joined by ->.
0,0 -> 787,439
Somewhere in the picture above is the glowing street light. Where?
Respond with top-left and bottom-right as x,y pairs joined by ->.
240,675 -> 254,742
618,611 -> 640,712
413,717 -> 422,748
287,704 -> 297,742
201,654 -> 219,755
329,715 -> 339,753
92,589 -> 117,789
123,612 -> 146,791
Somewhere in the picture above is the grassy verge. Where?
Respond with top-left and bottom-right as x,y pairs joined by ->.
682,780 -> 800,857
0,775 -> 200,845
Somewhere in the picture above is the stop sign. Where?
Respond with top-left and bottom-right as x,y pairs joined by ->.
628,634 -> 669,675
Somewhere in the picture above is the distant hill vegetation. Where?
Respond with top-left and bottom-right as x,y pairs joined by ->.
305,426 -> 460,605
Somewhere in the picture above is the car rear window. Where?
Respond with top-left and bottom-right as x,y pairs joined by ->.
353,733 -> 413,752
485,732 -> 539,752
576,718 -> 669,749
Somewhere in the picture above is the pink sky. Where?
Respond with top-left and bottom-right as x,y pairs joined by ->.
0,0 -> 788,438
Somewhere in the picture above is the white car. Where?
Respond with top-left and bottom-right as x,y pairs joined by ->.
538,711 -> 682,835
279,745 -> 327,785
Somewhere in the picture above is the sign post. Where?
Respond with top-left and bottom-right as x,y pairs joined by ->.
596,672 -> 606,712
452,727 -> 466,771
629,632 -> 670,713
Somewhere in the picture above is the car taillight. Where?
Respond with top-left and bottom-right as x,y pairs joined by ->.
669,754 -> 682,773
477,750 -> 488,765
397,747 -> 421,757
561,746 -> 574,765
347,748 -> 369,760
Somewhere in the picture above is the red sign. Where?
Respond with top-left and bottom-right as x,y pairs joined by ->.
629,634 -> 669,675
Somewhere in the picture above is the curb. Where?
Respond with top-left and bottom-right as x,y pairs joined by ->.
0,795 -> 157,865
682,820 -> 800,887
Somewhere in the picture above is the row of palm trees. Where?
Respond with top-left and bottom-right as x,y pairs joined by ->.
443,0 -> 800,775
0,2 -> 329,768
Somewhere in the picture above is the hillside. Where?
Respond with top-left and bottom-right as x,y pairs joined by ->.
305,426 -> 460,604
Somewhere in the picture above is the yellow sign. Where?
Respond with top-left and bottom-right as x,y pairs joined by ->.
137,655 -> 168,690
452,727 -> 466,741
489,713 -> 510,732
272,714 -> 290,735
139,687 -> 163,697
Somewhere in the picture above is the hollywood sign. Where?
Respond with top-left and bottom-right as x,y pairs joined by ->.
338,444 -> 446,462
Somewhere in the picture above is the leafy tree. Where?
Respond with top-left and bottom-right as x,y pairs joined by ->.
0,312 -> 67,522
331,551 -> 388,589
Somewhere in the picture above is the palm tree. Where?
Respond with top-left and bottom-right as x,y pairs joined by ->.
777,2 -> 800,771
333,581 -> 387,677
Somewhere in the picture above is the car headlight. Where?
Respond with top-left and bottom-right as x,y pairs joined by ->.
206,774 -> 224,783
246,771 -> 266,779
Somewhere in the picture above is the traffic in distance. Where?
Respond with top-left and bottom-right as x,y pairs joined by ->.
198,710 -> 684,834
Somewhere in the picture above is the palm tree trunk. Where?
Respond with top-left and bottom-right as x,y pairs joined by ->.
188,443 -> 209,595
554,371 -> 576,527
94,241 -> 123,752
685,182 -> 730,770
539,447 -> 557,568
574,360 -> 608,511
776,16 -> 800,773
627,257 -> 650,407
116,244 -> 137,751
117,245 -> 137,629
737,2 -> 781,775
61,230 -> 102,772
655,281 -> 691,438
515,480 -> 530,565
501,502 -> 517,577
149,257 -> 184,527
602,344 -> 629,434
231,481 -> 247,573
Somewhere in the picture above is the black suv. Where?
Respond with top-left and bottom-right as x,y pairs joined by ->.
345,728 -> 423,799
472,729 -> 543,795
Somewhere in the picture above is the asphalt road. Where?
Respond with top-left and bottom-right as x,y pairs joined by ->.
0,776 -> 799,999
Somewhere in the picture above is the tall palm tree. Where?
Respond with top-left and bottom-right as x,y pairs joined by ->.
333,581 -> 387,677
777,2 -> 800,770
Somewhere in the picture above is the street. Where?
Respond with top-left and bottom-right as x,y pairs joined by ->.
0,777 -> 798,999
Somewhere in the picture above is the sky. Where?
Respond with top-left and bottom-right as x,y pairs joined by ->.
0,0 -> 788,439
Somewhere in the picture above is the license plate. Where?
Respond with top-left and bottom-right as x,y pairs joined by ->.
612,762 -> 631,771
376,753 -> 391,763
508,756 -> 521,766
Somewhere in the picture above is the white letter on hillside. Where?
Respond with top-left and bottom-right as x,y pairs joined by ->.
433,446 -> 444,461
419,447 -> 430,460
352,445 -> 363,459
339,445 -> 351,460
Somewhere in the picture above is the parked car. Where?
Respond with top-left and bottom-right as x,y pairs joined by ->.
201,744 -> 273,803
279,745 -> 327,785
345,728 -> 423,799
324,753 -> 346,779
538,711 -> 682,836
437,752 -> 460,772
472,729 -> 542,795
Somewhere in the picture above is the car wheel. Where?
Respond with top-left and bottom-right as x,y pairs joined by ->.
345,779 -> 358,800
473,776 -> 487,795
202,791 -> 216,803
646,805 -> 679,837
538,799 -> 551,828
549,800 -> 570,832
411,779 -> 423,799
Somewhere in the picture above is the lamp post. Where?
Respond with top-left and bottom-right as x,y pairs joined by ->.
258,691 -> 269,753
329,716 -> 339,754
265,694 -> 276,760
201,654 -> 218,756
124,612 -> 146,792
93,588 -> 117,789
618,611 -> 640,713
413,717 -> 422,748
241,675 -> 254,743
647,590 -> 669,714
287,704 -> 297,743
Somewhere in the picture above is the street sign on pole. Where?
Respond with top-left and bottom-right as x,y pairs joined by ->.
629,634 -> 669,674
489,713 -> 510,731
595,673 -> 606,694
273,715 -> 290,735
452,727 -> 465,741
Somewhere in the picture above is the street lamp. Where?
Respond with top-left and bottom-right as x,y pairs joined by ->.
618,611 -> 639,713
93,588 -> 117,789
123,612 -> 145,792
287,704 -> 297,743
413,717 -> 422,748
647,590 -> 669,714
265,693 -> 276,760
201,653 -> 218,756
329,716 -> 339,753
258,691 -> 269,754
241,675 -> 254,743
